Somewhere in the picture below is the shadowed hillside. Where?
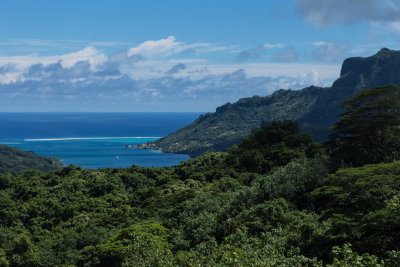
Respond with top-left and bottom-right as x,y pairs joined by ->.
0,144 -> 62,174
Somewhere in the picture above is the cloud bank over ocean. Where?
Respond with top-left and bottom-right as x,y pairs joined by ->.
1,0 -> 399,112
0,36 -> 342,111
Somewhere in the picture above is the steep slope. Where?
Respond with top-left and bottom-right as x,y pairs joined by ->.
0,144 -> 62,174
301,47 -> 400,129
146,48 -> 400,157
144,87 -> 325,156
333,47 -> 400,89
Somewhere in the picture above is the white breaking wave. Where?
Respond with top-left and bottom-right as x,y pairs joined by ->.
24,137 -> 162,142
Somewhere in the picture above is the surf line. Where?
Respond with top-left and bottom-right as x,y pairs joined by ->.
24,137 -> 162,141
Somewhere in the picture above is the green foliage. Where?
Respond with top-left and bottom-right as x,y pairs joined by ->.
2,233 -> 41,267
327,243 -> 400,267
328,244 -> 383,266
1,116 -> 400,265
4,48 -> 400,265
174,152 -> 230,182
312,161 -> 400,258
330,85 -> 400,167
89,222 -> 174,267
386,193 -> 400,219
228,120 -> 323,173
251,157 -> 329,207
0,144 -> 62,174
174,231 -> 323,266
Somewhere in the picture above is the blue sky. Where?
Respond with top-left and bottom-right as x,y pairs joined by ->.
0,0 -> 400,111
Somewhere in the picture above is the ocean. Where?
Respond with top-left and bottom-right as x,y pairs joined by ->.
0,112 -> 202,169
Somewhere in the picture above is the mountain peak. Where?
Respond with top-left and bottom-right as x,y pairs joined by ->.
332,48 -> 400,89
376,47 -> 395,55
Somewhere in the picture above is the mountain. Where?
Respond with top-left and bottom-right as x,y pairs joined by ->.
144,48 -> 400,157
300,47 -> 400,130
0,144 -> 62,174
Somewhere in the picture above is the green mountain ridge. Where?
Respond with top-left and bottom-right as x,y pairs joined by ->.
0,144 -> 62,174
146,48 -> 400,157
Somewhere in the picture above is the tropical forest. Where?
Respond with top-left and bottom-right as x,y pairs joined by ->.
2,1 -> 400,266
1,84 -> 400,266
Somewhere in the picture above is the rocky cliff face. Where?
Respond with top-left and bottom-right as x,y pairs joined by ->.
300,48 -> 400,132
147,48 -> 400,157
333,48 -> 400,89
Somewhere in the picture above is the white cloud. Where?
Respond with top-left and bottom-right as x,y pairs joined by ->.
58,47 -> 107,69
312,41 -> 329,46
0,41 -> 341,85
312,42 -> 350,62
0,47 -> 107,83
388,21 -> 400,31
264,43 -> 287,49
301,68 -> 322,86
272,47 -> 298,62
0,56 -> 340,111
127,36 -> 209,58
197,45 -> 239,53
0,37 -> 345,111
296,0 -> 400,27
0,46 -> 106,69
117,58 -> 340,81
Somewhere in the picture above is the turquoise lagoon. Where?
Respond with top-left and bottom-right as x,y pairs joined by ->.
0,113 -> 202,168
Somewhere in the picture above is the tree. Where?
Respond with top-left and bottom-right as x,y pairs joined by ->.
228,120 -> 322,173
311,161 -> 400,258
329,85 -> 400,166
90,222 -> 174,267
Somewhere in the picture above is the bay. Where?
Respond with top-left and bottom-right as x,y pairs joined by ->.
0,112 -> 202,168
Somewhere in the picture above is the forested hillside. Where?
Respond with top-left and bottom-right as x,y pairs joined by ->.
1,85 -> 400,266
0,144 -> 62,174
147,48 -> 400,157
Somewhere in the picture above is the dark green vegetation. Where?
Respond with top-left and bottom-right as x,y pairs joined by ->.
0,144 -> 62,174
329,85 -> 400,167
148,48 -> 400,157
1,85 -> 400,266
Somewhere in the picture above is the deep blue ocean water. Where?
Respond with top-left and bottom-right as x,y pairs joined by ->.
0,113 -> 202,168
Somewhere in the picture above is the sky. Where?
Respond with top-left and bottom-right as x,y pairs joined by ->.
0,0 -> 400,112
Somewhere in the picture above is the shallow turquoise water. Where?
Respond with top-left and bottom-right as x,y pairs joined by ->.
0,113 -> 201,168
2,137 -> 190,169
